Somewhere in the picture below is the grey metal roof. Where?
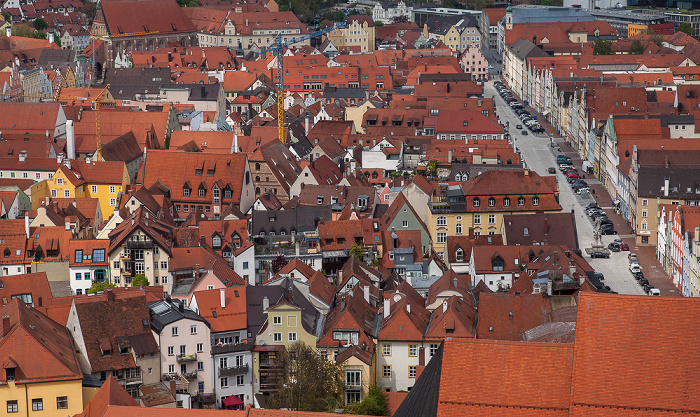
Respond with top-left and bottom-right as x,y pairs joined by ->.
510,5 -> 595,24
638,167 -> 700,199
149,299 -> 210,333
508,38 -> 549,61
393,342 -> 443,417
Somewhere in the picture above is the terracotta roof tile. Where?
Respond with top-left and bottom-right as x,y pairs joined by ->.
193,287 -> 246,333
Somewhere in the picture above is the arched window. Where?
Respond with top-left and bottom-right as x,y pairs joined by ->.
437,216 -> 447,226
492,256 -> 504,272
488,197 -> 495,207
456,223 -> 462,235
518,196 -> 525,206
147,40 -> 154,50
473,197 -> 480,207
158,39 -> 165,48
255,176 -> 261,182
503,197 -> 510,207
532,195 -> 539,206
456,248 -> 463,262
372,172 -> 378,179
212,235 -> 221,247
255,187 -> 261,194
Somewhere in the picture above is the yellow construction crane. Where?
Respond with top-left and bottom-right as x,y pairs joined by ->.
57,84 -> 111,161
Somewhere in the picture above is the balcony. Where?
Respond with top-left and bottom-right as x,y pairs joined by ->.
212,342 -> 252,355
183,370 -> 198,380
176,353 -> 197,363
120,268 -> 132,276
162,373 -> 189,393
219,364 -> 249,378
126,240 -> 154,249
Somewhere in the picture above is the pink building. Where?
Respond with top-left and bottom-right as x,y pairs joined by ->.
459,45 -> 488,82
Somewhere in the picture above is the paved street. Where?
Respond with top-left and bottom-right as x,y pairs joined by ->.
486,81 -> 649,296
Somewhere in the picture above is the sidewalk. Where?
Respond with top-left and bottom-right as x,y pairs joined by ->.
523,104 -> 679,296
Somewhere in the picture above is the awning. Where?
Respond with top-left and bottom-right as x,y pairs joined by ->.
222,395 -> 244,408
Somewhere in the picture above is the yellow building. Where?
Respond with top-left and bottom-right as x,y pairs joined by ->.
426,170 -> 561,256
31,158 -> 129,219
337,346 -> 375,404
0,299 -> 84,417
326,15 -> 376,53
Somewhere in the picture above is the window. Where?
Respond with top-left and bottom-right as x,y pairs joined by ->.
474,214 -> 481,225
167,346 -> 174,356
402,220 -> 408,227
91,185 -> 98,193
198,361 -> 204,371
172,326 -> 179,337
56,396 -> 68,409
532,196 -> 539,206
456,223 -> 462,234
236,374 -> 244,386
32,399 -> 43,411
288,332 -> 297,342
382,343 -> 391,356
75,250 -> 82,263
430,343 -> 439,357
641,222 -> 647,230
243,262 -> 249,269
409,366 -> 417,378
92,249 -> 105,262
492,257 -> 504,272
409,345 -> 417,356
437,232 -> 446,244
57,178 -> 63,185
488,197 -> 495,207
273,316 -> 282,325
220,357 -> 228,369
436,216 -> 446,226
503,197 -> 510,207
642,210 -> 648,218
75,273 -> 82,281
183,188 -> 190,197
7,400 -> 18,413
110,198 -> 116,206
109,185 -> 116,194
382,365 -> 391,378
191,325 -> 197,335
642,199 -> 648,206
518,196 -> 525,206
473,197 -> 480,207
273,332 -> 282,342
488,214 -> 496,225
168,364 -> 175,373
199,189 -> 206,198
51,189 -> 57,198
161,261 -> 167,269
221,377 -> 229,388
64,189 -> 70,198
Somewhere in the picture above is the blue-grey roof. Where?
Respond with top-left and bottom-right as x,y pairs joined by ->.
507,5 -> 595,24
149,299 -> 210,333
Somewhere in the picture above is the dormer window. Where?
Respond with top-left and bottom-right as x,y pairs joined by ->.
212,235 -> 221,248
456,248 -> 463,262
473,197 -> 480,207
492,256 -> 504,272
183,186 -> 191,197
518,196 -> 525,206
317,196 -> 324,205
503,197 -> 511,207
532,196 -> 539,206
488,197 -> 495,207
199,188 -> 206,198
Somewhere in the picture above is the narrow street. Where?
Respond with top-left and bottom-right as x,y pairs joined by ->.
485,80 -> 677,296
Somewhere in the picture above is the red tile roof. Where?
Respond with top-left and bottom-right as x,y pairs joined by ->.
378,294 -> 430,342
476,292 -> 551,341
75,376 -> 139,417
194,287 -> 246,333
98,0 -> 196,36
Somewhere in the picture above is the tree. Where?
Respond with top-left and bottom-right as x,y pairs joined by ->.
350,243 -> 364,262
374,21 -> 384,27
678,23 -> 694,37
33,18 -> 47,31
2,12 -> 10,23
267,341 -> 345,412
538,0 -> 555,5
344,385 -> 389,416
427,160 -> 438,179
271,255 -> 288,273
132,274 -> 150,287
176,0 -> 202,6
650,34 -> 663,46
628,39 -> 644,55
87,281 -> 116,295
592,38 -> 613,55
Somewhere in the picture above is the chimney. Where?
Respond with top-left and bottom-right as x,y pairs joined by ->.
85,155 -> 91,164
2,316 -> 9,336
337,269 -> 343,284
295,242 -> 300,257
448,150 -> 452,162
5,27 -> 10,37
383,296 -> 390,319
547,278 -> 553,296
664,177 -> 670,197
66,120 -> 75,160
363,285 -> 370,304
543,218 -> 548,235
168,51 -> 173,62
232,131 -> 238,153
106,289 -> 115,302
305,117 -> 310,136
24,214 -> 29,239
478,98 -> 482,107
569,263 -> 577,279
442,299 -> 448,313
48,32 -> 54,44
340,297 -> 346,311
178,302 -> 184,313
418,346 -> 425,366
170,380 -> 176,398
57,152 -> 64,164
406,303 -> 411,314
220,288 -> 226,309
18,150 -> 26,162
262,296 -> 269,312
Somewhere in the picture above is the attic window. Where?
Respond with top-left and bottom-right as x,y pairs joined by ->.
207,169 -> 215,177
463,121 -> 468,126
195,169 -> 203,176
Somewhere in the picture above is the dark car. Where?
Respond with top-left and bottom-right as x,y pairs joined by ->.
591,251 -> 610,259
639,278 -> 649,286
608,242 -> 621,252
634,271 -> 644,280
644,284 -> 655,294
548,167 -> 556,174
516,124 -> 523,129
601,228 -> 617,235
521,130 -> 528,135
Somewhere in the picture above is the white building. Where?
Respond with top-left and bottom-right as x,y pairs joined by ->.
372,1 -> 412,24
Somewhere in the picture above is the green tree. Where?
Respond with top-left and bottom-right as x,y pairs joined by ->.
176,0 -> 202,6
87,281 -> 116,295
650,34 -> 663,46
345,385 -> 389,416
628,39 -> 644,55
427,160 -> 438,179
132,274 -> 150,287
539,0 -> 555,5
374,21 -> 384,27
678,23 -> 694,37
592,38 -> 613,55
267,341 -> 345,412
2,12 -> 10,23
350,243 -> 364,262
33,18 -> 47,31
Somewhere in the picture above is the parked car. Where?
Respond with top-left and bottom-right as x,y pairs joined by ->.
634,271 -> 644,280
620,243 -> 629,251
591,251 -> 610,259
643,284 -> 654,294
608,242 -> 621,252
548,167 -> 556,174
516,124 -> 523,129
601,228 -> 617,235
521,130 -> 528,135
639,278 -> 649,286
649,288 -> 661,296
628,253 -> 638,262
629,263 -> 642,274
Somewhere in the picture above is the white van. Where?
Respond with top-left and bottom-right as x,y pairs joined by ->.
649,288 -> 661,296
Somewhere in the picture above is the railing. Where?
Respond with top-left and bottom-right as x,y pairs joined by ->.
176,353 -> 197,363
183,370 -> 198,380
120,268 -> 132,276
119,374 -> 142,385
219,364 -> 249,377
162,373 -> 189,393
212,342 -> 252,355
552,281 -> 580,291
126,240 -> 154,249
